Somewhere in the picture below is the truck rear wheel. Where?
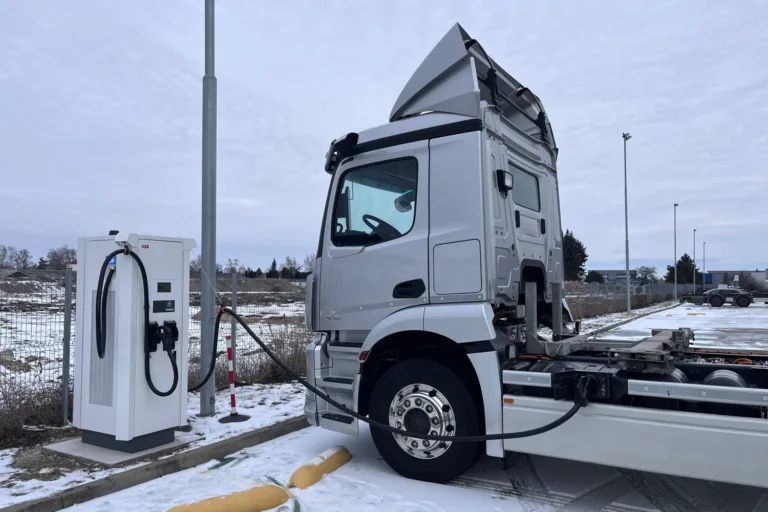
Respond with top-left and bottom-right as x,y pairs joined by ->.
368,359 -> 482,483
709,295 -> 725,307
736,295 -> 751,307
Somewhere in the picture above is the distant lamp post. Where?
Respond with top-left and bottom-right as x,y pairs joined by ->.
703,241 -> 707,291
622,132 -> 632,313
673,203 -> 678,300
693,229 -> 697,293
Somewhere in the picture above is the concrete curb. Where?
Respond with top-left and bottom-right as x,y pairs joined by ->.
580,301 -> 682,338
4,416 -> 310,512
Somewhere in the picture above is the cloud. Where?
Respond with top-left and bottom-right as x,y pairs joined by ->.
1,0 -> 766,271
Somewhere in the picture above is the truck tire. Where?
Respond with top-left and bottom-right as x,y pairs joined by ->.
368,358 -> 482,483
736,295 -> 751,307
709,295 -> 725,307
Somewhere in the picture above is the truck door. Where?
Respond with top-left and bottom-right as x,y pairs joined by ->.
317,141 -> 429,337
507,158 -> 548,266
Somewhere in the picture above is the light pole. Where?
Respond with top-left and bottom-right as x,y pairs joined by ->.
622,132 -> 631,313
703,241 -> 707,290
693,229 -> 697,293
673,203 -> 678,300
200,0 -> 218,416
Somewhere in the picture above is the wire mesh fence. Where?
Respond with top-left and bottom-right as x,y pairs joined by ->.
0,270 -> 72,434
1,272 -> 682,433
564,281 -> 679,319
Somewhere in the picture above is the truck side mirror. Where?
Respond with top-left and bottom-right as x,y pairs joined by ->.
496,169 -> 513,193
394,189 -> 416,213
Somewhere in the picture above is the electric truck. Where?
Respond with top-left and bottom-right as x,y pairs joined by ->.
302,23 -> 768,489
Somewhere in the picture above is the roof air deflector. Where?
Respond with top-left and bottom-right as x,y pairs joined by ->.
389,23 -> 481,122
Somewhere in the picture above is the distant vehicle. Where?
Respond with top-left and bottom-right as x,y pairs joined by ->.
700,287 -> 753,307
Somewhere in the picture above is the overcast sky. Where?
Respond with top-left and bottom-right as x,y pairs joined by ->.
1,0 -> 766,273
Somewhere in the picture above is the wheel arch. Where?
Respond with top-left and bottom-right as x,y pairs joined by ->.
358,330 -> 487,421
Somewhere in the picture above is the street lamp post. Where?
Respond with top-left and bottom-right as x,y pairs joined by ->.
622,132 -> 631,313
199,0 -> 218,416
693,229 -> 697,293
703,241 -> 707,291
673,203 -> 678,300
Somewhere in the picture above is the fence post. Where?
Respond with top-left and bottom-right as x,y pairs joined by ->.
62,268 -> 72,425
231,272 -> 237,375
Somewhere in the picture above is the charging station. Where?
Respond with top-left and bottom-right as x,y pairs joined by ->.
68,232 -> 196,455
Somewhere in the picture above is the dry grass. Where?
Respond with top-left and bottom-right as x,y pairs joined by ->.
0,378 -> 69,449
188,322 -> 310,391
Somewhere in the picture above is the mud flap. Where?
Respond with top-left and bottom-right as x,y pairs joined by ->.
562,297 -> 575,324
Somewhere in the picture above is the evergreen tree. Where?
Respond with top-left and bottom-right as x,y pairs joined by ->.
563,230 -> 588,281
585,270 -> 604,283
663,253 -> 702,284
266,258 -> 279,278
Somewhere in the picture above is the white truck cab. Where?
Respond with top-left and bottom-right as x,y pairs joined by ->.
302,23 -> 768,489
304,22 -> 568,481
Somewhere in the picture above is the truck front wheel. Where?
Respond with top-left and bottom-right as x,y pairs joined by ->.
368,359 -> 482,483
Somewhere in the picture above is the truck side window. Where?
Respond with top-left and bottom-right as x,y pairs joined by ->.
510,164 -> 541,212
331,158 -> 418,247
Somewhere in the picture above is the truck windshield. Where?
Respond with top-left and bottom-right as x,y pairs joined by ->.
331,158 -> 418,247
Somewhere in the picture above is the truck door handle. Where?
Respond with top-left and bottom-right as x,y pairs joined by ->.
515,210 -> 521,228
393,279 -> 426,299
540,218 -> 546,234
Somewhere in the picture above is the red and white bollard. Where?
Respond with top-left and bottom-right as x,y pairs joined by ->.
219,334 -> 250,423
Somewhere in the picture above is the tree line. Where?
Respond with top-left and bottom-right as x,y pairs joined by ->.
3,237 -> 718,288
0,244 -> 76,270
0,243 -> 317,281
190,254 -> 316,280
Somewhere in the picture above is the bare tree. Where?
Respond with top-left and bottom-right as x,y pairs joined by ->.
303,253 -> 316,274
190,254 -> 202,273
14,249 -> 33,269
0,245 -> 18,269
47,245 -> 76,270
226,258 -> 240,274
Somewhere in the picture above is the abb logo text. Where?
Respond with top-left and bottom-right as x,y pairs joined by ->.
141,244 -> 150,249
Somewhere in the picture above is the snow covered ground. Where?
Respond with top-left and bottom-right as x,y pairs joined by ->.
67,426 -> 519,512
67,423 -> 768,512
537,300 -> 677,341
0,382 -> 304,508
590,301 -> 768,351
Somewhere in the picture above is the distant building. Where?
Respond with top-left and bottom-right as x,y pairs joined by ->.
589,269 -> 640,285
0,269 -> 30,281
705,270 -> 767,291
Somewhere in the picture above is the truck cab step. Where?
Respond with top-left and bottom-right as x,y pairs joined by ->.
322,377 -> 354,385
321,413 -> 354,424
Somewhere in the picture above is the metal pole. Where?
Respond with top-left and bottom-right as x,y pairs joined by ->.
552,282 -> 562,341
693,229 -> 697,293
231,271 -> 237,374
703,241 -> 706,290
62,268 -> 72,424
673,203 -> 678,300
622,133 -> 631,313
200,0 -> 218,416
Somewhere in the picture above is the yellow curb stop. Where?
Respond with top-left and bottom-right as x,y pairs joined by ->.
288,445 -> 352,489
167,483 -> 289,512
167,445 -> 352,511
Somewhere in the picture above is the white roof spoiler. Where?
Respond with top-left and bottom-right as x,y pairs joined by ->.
389,23 -> 556,150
